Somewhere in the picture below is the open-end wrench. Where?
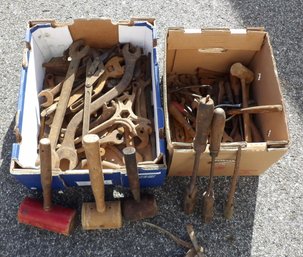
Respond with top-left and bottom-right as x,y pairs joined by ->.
76,129 -> 124,154
82,57 -> 105,136
69,56 -> 124,113
56,44 -> 141,170
39,74 -> 63,107
89,103 -> 116,129
48,40 -> 89,165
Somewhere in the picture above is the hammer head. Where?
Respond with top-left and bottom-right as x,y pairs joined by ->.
122,194 -> 158,221
81,201 -> 122,230
230,63 -> 254,84
18,197 -> 76,236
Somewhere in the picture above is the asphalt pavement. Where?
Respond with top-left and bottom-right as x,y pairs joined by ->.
0,0 -> 302,256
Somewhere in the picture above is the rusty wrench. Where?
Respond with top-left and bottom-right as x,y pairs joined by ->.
48,40 -> 89,163
82,57 -> 105,136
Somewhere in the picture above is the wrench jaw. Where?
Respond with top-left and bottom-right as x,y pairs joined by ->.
69,40 -> 90,60
122,43 -> 142,64
56,147 -> 78,171
39,90 -> 54,108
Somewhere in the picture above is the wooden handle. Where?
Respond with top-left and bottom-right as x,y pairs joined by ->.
240,78 -> 252,142
39,138 -> 52,211
227,105 -> 283,115
82,134 -> 105,213
193,96 -> 214,153
123,147 -> 141,202
210,108 -> 226,157
230,75 -> 241,104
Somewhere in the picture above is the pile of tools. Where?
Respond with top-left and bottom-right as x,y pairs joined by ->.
18,41 -> 159,235
167,64 -> 283,143
38,40 -> 155,171
168,63 -> 283,222
181,95 -> 243,222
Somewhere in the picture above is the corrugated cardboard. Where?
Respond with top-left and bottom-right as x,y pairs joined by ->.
163,28 -> 289,176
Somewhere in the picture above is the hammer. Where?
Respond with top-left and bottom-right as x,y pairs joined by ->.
183,96 -> 214,215
18,138 -> 76,235
81,134 -> 122,230
122,147 -> 158,221
230,63 -> 254,142
202,108 -> 226,223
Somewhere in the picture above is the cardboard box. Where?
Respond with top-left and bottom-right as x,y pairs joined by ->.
11,18 -> 166,190
163,28 -> 289,176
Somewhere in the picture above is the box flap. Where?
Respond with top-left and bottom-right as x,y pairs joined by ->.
167,28 -> 266,51
68,19 -> 119,48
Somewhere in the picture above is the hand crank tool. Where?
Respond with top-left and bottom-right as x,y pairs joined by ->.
183,96 -> 214,215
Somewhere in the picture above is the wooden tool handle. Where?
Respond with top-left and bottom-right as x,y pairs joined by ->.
39,138 -> 52,211
193,96 -> 214,153
123,147 -> 141,202
210,108 -> 226,157
230,75 -> 241,104
82,134 -> 106,213
227,105 -> 283,115
240,79 -> 252,142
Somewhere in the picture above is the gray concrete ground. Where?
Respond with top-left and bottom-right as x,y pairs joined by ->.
0,0 -> 302,256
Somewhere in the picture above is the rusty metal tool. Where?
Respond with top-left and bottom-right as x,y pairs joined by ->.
18,138 -> 76,235
229,75 -> 244,140
183,96 -> 214,215
186,224 -> 205,257
48,40 -> 89,163
122,147 -> 158,221
56,44 -> 141,170
69,56 -> 125,113
38,74 -> 63,107
202,108 -> 226,223
81,134 -> 122,230
143,222 -> 192,249
224,145 -> 242,219
76,129 -> 124,154
169,102 -> 196,138
230,63 -> 254,142
82,57 -> 105,136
